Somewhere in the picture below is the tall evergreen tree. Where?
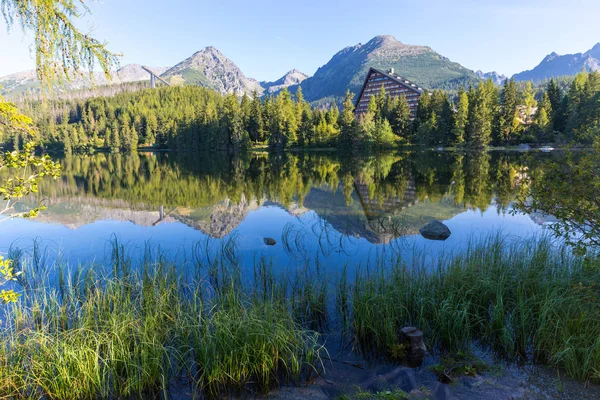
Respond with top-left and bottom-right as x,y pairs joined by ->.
247,91 -> 265,143
339,90 -> 358,148
522,82 -> 537,125
452,86 -> 469,145
466,83 -> 493,148
390,94 -> 411,139
534,92 -> 551,138
497,78 -> 520,144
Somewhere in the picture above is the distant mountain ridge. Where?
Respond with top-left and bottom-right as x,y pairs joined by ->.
0,35 -> 482,101
513,43 -> 600,82
0,64 -> 168,96
5,36 -> 600,102
475,70 -> 507,85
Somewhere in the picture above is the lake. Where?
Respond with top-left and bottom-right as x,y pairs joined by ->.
2,150 -> 561,273
4,148 -> 600,400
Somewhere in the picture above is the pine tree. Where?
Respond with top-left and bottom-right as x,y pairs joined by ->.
145,114 -> 158,146
121,124 -> 133,152
375,85 -> 387,120
452,87 -> 469,145
391,94 -> 411,138
63,127 -> 73,154
372,118 -> 396,147
222,93 -> 248,150
466,83 -> 493,148
248,91 -> 265,143
339,90 -> 358,148
104,127 -> 111,149
534,92 -> 551,136
359,96 -> 378,143
497,78 -> 520,144
522,82 -> 537,125
110,121 -> 121,152
413,92 -> 431,134
326,103 -> 339,127
130,126 -> 139,151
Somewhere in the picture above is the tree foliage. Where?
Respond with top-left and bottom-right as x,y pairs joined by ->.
1,0 -> 119,92
1,0 -> 116,301
515,144 -> 600,256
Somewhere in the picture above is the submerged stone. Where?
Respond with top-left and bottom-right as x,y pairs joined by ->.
400,327 -> 427,367
264,237 -> 276,246
394,367 -> 418,392
434,382 -> 457,400
367,376 -> 390,393
419,220 -> 451,241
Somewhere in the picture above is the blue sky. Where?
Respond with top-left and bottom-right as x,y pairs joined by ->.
1,0 -> 599,80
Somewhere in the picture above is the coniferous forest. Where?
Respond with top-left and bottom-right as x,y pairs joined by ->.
3,71 -> 600,153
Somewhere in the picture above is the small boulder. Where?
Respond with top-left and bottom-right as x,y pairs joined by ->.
394,368 -> 418,392
400,327 -> 427,367
367,376 -> 390,393
419,220 -> 451,241
263,237 -> 276,246
433,382 -> 456,400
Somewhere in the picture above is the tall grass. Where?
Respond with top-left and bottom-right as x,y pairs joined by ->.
0,249 -> 322,399
347,235 -> 600,382
0,235 -> 598,398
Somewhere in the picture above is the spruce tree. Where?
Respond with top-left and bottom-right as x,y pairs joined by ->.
466,83 -> 492,148
339,90 -> 358,148
522,82 -> 537,125
391,94 -> 411,138
248,91 -> 265,143
497,78 -> 519,144
413,92 -> 431,134
534,92 -> 551,138
452,87 -> 469,145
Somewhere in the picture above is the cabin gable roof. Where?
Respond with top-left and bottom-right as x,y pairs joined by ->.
355,67 -> 425,107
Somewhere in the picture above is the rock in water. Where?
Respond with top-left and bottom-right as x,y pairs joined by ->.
419,220 -> 451,241
264,238 -> 276,246
400,327 -> 427,367
394,368 -> 418,392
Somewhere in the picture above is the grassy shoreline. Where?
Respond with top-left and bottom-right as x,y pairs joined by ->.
0,236 -> 598,398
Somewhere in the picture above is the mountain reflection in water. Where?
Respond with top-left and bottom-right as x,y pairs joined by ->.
1,150 -> 561,267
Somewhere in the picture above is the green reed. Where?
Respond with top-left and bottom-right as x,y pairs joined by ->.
0,249 -> 322,399
346,235 -> 600,382
0,234 -> 598,399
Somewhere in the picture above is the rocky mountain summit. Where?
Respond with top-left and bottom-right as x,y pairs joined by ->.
161,47 -> 263,95
261,69 -> 308,94
475,70 -> 507,85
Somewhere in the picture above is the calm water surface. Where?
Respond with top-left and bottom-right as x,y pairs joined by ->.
1,150 -> 561,273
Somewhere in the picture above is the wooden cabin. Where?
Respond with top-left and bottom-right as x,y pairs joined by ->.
355,68 -> 425,118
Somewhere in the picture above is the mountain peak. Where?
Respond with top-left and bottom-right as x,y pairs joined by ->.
261,69 -> 308,94
161,47 -> 263,96
192,46 -> 223,57
543,52 -> 559,62
372,34 -> 399,43
585,42 -> 600,58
